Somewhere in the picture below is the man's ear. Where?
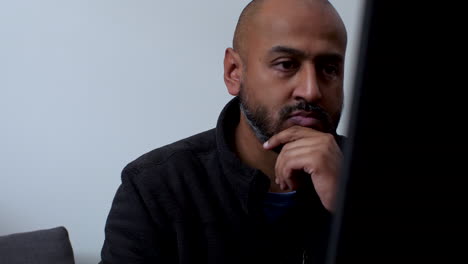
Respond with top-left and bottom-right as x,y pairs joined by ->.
224,48 -> 243,96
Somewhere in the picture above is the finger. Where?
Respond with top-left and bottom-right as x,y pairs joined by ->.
283,132 -> 340,155
283,174 -> 298,191
276,169 -> 303,191
277,164 -> 295,191
263,126 -> 322,150
280,137 -> 322,153
277,174 -> 295,191
275,153 -> 315,190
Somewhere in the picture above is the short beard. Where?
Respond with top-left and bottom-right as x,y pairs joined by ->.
238,86 -> 336,144
239,96 -> 271,143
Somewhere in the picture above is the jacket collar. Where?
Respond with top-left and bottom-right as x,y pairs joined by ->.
215,97 -> 270,214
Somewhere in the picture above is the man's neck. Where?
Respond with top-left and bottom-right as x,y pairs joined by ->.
233,112 -> 285,192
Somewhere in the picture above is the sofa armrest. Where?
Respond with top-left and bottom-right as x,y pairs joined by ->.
0,226 -> 75,264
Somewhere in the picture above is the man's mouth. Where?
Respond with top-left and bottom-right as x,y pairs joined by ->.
286,111 -> 325,130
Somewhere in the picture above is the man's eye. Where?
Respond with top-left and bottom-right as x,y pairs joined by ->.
322,64 -> 339,76
274,60 -> 300,71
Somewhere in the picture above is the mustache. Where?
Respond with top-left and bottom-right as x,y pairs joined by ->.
279,101 -> 334,131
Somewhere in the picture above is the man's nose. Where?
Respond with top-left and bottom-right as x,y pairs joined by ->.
292,64 -> 322,102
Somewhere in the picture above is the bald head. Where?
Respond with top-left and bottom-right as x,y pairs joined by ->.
233,0 -> 264,56
233,0 -> 347,60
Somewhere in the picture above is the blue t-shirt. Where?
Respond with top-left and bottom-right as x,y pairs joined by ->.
263,191 -> 298,223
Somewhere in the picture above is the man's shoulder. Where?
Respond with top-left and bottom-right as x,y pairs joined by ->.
121,128 -> 218,181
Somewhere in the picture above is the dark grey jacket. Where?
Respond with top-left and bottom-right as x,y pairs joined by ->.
100,97 -> 341,264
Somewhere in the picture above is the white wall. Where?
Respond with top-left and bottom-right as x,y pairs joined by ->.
0,0 -> 364,263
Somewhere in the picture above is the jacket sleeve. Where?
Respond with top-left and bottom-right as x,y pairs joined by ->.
99,167 -> 172,264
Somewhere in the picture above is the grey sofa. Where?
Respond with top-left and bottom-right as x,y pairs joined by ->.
0,226 -> 75,264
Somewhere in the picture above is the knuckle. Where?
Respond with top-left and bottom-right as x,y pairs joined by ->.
282,147 -> 293,157
324,133 -> 335,143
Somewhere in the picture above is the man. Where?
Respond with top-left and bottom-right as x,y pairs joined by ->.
100,0 -> 347,263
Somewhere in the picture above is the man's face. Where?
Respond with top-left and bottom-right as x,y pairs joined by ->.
238,0 -> 347,143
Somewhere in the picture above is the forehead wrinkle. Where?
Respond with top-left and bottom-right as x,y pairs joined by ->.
268,45 -> 344,64
269,45 -> 308,58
